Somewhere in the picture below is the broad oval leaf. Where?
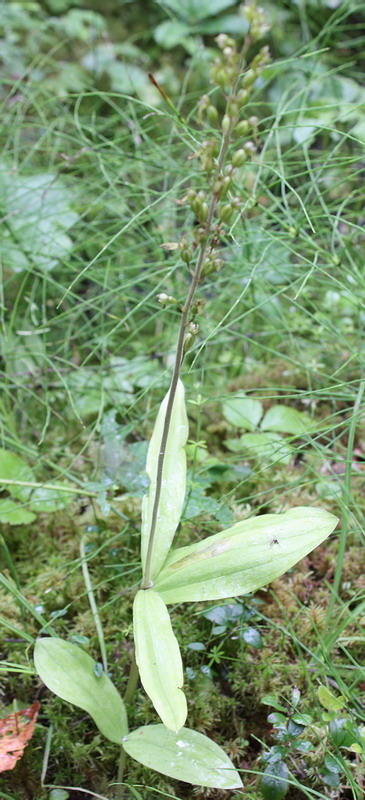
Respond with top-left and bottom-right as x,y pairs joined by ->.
141,379 -> 188,580
133,589 -> 186,732
154,507 -> 338,603
122,724 -> 243,789
34,638 -> 127,743
261,759 -> 289,800
223,392 -> 263,430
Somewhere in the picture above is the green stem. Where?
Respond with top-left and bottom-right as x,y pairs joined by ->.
116,747 -> 128,798
123,652 -> 139,704
141,53 -> 246,589
80,534 -> 108,673
0,478 -> 97,496
112,653 -> 140,797
327,380 -> 365,619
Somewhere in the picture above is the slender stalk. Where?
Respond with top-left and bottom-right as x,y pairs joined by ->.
141,53 -> 247,589
40,723 -> 53,786
327,380 -> 365,619
116,748 -> 128,798
44,787 -> 110,800
123,652 -> 139,704
0,478 -> 97,496
119,41 -> 252,795
80,534 -> 108,673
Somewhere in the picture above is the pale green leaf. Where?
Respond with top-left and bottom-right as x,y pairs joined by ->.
0,498 -> 36,525
223,392 -> 263,430
154,21 -> 192,48
154,507 -> 338,603
159,0 -> 236,23
261,405 -> 313,435
197,13 -> 249,35
34,638 -> 128,743
141,379 -> 188,580
0,165 -> 79,272
0,448 -> 35,501
122,724 -> 243,788
29,485 -> 70,512
317,685 -> 345,712
133,589 -> 186,732
226,432 -> 293,464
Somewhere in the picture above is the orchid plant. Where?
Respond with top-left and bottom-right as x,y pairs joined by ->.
34,4 -> 338,794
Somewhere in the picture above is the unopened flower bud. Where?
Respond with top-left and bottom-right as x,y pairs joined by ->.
199,202 -> 209,222
219,203 -> 234,223
215,33 -> 231,49
244,140 -> 256,154
215,68 -> 228,88
157,293 -> 177,306
222,114 -> 231,133
189,322 -> 199,335
195,227 -> 208,245
183,333 -> 195,354
237,89 -> 249,107
242,69 -> 256,88
235,120 -> 250,137
232,149 -> 248,167
191,298 -> 205,316
191,197 -> 202,216
180,248 -> 192,263
206,105 -> 218,124
228,100 -> 239,118
249,116 -> 259,128
220,175 -> 232,197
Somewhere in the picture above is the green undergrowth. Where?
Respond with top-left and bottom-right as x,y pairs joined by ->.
1,1 -> 365,798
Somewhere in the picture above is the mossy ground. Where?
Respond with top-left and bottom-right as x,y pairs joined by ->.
1,358 -> 364,798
